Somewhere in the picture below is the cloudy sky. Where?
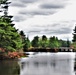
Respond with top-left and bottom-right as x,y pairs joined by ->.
6,0 -> 76,40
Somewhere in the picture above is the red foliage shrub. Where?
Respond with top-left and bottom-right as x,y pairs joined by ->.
0,47 -> 26,59
8,52 -> 26,59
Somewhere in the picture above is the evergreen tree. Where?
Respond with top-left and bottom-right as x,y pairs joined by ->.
0,0 -> 23,51
49,36 -> 61,48
71,26 -> 76,51
72,26 -> 76,42
66,39 -> 70,47
20,31 -> 25,44
31,36 -> 39,47
42,35 -> 47,41
23,37 -> 31,51
19,31 -> 31,51
59,40 -> 68,47
40,35 -> 48,48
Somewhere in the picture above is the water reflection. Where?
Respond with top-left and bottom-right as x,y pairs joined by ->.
0,60 -> 20,75
20,52 -> 75,75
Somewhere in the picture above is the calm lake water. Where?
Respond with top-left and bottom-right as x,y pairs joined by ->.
19,52 -> 76,75
0,52 -> 76,75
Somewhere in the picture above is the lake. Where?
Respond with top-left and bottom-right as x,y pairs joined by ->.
19,52 -> 76,75
0,52 -> 76,75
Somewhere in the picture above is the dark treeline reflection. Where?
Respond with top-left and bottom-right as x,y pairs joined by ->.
0,60 -> 20,75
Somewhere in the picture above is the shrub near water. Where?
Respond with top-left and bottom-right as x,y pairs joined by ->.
8,52 -> 26,59
0,48 -> 26,59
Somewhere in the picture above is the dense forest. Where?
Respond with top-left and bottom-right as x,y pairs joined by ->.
0,0 -> 76,59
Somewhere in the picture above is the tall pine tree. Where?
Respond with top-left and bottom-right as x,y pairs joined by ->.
0,0 -> 23,52
72,26 -> 76,42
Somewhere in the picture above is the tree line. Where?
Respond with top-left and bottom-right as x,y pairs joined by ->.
21,34 -> 71,51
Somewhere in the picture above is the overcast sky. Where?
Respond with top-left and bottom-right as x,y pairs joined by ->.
5,0 -> 76,40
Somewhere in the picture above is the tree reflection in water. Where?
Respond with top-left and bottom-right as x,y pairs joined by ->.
20,52 -> 75,75
0,59 -> 20,75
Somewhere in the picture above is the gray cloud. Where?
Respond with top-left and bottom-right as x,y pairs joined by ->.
27,30 -> 41,33
25,24 -> 72,35
40,4 -> 64,9
26,29 -> 71,35
11,0 -> 69,17
20,0 -> 38,3
14,16 -> 25,22
11,3 -> 26,7
18,0 -> 68,16
11,0 -> 26,7
44,27 -> 71,34
19,10 -> 55,15
54,28 -> 72,34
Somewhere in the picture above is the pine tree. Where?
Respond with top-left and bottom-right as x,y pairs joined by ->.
19,31 -> 31,51
41,35 -> 48,48
20,30 -> 26,44
67,39 -> 70,47
23,37 -> 31,51
0,0 -> 23,52
31,36 -> 39,47
72,26 -> 76,42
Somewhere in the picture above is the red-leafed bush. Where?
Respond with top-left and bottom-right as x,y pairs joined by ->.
8,52 -> 26,59
0,47 -> 26,59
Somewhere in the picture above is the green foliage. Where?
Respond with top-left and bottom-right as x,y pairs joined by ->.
66,39 -> 70,47
72,26 -> 76,42
42,35 -> 47,41
24,37 -> 31,50
0,0 -> 23,51
72,26 -> 76,51
19,31 -> 31,51
31,36 -> 39,47
19,30 -> 26,45
31,35 -> 61,49
49,36 -> 61,48
59,40 -> 67,47
71,42 -> 76,51
0,0 -> 8,4
0,16 -> 23,51
39,35 -> 48,48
